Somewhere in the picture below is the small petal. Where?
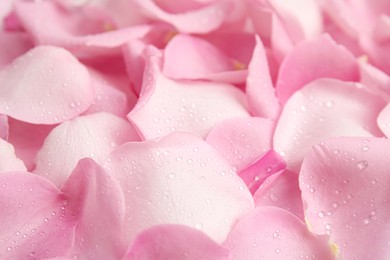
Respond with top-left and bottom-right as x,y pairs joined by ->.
0,139 -> 26,173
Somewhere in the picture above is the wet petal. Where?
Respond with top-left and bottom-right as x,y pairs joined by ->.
62,158 -> 127,259
124,224 -> 230,260
0,172 -> 76,259
300,137 -> 390,260
104,132 -> 254,243
0,45 -> 93,124
273,78 -> 385,171
34,112 -> 140,187
224,207 -> 334,260
0,139 -> 26,173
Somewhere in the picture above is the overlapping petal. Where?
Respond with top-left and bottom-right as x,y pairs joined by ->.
273,78 -> 385,171
123,224 -> 230,260
300,137 -> 390,259
224,207 -> 334,260
34,112 -> 140,187
104,132 -> 254,243
0,45 -> 94,124
0,139 -> 26,173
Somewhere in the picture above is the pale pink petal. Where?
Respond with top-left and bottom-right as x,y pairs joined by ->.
104,132 -> 254,243
131,0 -> 233,34
276,34 -> 359,104
0,0 -> 13,27
0,45 -> 94,124
124,224 -> 230,260
14,1 -> 151,56
0,32 -> 33,70
246,36 -> 280,119
128,54 -> 249,140
206,117 -> 273,171
300,137 -> 390,259
377,103 -> 390,138
0,139 -> 26,173
83,67 -> 136,118
62,158 -> 127,259
34,112 -> 140,187
122,39 -> 147,95
0,114 -> 8,140
254,170 -> 304,220
0,172 -> 76,258
7,118 -> 55,171
273,79 -> 386,171
359,61 -> 390,100
224,207 -> 334,260
163,34 -> 246,84
373,15 -> 390,43
238,150 -> 286,194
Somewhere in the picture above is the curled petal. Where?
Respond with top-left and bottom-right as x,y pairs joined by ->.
34,112 -> 140,187
0,139 -> 26,173
273,78 -> 385,171
124,224 -> 231,260
0,45 -> 94,124
105,132 -> 254,243
300,137 -> 390,260
224,207 -> 334,260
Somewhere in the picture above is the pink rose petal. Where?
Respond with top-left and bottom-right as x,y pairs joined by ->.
104,132 -> 254,243
246,36 -> 280,119
62,158 -> 127,259
276,34 -> 359,104
300,137 -> 390,259
0,172 -> 76,259
0,114 -> 8,140
124,224 -> 231,260
273,78 -> 385,171
128,53 -> 249,140
0,31 -> 32,70
0,45 -> 94,124
224,207 -> 334,260
377,103 -> 390,138
206,117 -> 273,172
238,150 -> 286,194
131,0 -> 233,34
34,112 -> 140,187
359,61 -> 390,100
254,170 -> 304,220
0,139 -> 26,173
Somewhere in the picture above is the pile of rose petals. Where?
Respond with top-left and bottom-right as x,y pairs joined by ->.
1,0 -> 390,259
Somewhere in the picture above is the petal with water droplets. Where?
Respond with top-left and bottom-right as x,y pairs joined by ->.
300,137 -> 390,260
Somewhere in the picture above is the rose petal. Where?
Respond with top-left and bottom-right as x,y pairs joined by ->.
123,224 -> 231,260
34,112 -> 140,187
246,36 -> 280,119
0,114 -> 8,140
61,158 -> 127,259
104,132 -> 254,243
0,45 -> 94,124
276,34 -> 359,104
359,61 -> 390,100
128,53 -> 249,140
377,103 -> 390,138
131,0 -> 233,34
224,207 -> 334,260
0,172 -> 76,259
122,39 -> 147,95
254,170 -> 304,220
0,139 -> 26,173
300,137 -> 390,259
273,78 -> 385,171
0,32 -> 33,70
238,150 -> 286,194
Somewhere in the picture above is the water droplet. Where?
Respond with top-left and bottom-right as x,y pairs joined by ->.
300,105 -> 307,112
176,156 -> 182,162
356,160 -> 368,170
318,211 -> 325,218
220,170 -> 226,176
195,223 -> 203,230
325,100 -> 334,108
363,218 -> 371,225
362,146 -> 369,152
168,173 -> 176,179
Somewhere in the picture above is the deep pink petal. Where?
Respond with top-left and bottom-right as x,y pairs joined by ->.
128,53 -> 249,140
104,132 -> 254,243
131,0 -> 233,34
206,117 -> 273,172
246,36 -> 280,119
254,170 -> 304,220
224,207 -> 334,260
124,224 -> 230,260
62,158 -> 127,259
34,112 -> 140,187
300,137 -> 390,259
0,172 -> 76,258
273,79 -> 386,171
238,150 -> 286,194
0,139 -> 26,173
0,45 -> 94,124
276,34 -> 359,104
